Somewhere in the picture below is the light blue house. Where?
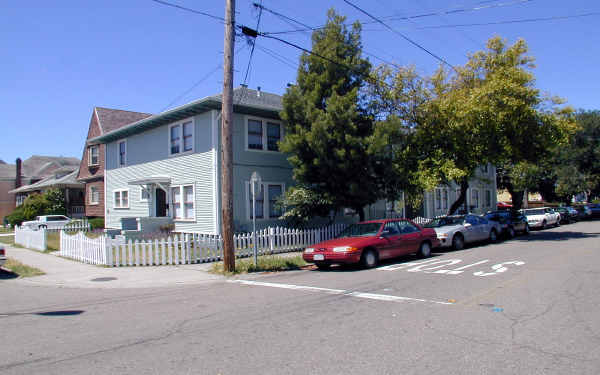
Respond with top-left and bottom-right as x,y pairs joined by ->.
90,87 -> 293,234
90,86 -> 497,235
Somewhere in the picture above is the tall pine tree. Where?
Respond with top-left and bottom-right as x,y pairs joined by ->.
279,9 -> 374,220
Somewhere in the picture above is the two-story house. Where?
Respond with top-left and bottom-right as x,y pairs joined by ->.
89,87 -> 292,234
77,107 -> 152,219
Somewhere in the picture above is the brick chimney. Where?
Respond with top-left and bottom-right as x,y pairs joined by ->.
15,158 -> 22,189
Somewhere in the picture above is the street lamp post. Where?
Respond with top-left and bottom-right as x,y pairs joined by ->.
250,171 -> 262,266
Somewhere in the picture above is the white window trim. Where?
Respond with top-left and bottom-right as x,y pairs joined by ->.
89,186 -> 99,205
244,116 -> 283,153
117,139 -> 127,167
170,184 -> 196,222
442,188 -> 448,210
140,186 -> 151,203
88,145 -> 99,166
168,118 -> 195,157
471,189 -> 480,209
485,189 -> 492,207
113,189 -> 130,209
245,181 -> 285,220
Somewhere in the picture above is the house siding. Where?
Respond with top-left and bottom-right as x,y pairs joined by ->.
0,179 -> 15,223
104,113 -> 215,233
85,179 -> 104,217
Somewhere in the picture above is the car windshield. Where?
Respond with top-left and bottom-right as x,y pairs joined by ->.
424,216 -> 464,228
336,223 -> 382,238
523,209 -> 545,215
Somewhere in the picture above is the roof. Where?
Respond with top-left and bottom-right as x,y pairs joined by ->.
0,155 -> 80,180
9,169 -> 83,194
90,87 -> 283,144
95,107 -> 152,134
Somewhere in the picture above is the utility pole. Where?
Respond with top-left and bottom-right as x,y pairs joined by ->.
221,0 -> 236,272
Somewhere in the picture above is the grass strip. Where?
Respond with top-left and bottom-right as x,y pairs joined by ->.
0,236 -> 15,246
210,255 -> 307,275
3,258 -> 45,278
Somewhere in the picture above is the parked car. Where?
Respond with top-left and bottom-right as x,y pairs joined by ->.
573,205 -> 592,220
423,214 -> 501,250
303,219 -> 439,269
484,210 -> 530,237
0,243 -> 6,268
520,207 -> 560,229
590,203 -> 600,218
22,215 -> 72,230
555,207 -> 579,224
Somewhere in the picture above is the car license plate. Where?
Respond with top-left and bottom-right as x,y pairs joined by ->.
313,254 -> 324,261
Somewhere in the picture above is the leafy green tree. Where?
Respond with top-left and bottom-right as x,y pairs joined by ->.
279,9 -> 374,220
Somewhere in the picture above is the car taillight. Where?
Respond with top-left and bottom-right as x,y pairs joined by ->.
0,249 -> 5,256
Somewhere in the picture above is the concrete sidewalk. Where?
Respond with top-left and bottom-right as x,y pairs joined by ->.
1,244 -> 225,289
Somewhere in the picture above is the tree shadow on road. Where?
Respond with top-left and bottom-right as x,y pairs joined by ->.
512,230 -> 600,242
0,269 -> 18,280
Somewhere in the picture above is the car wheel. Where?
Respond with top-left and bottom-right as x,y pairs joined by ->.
315,262 -> 330,270
452,234 -> 464,250
524,224 -> 531,235
489,229 -> 498,243
555,219 -> 560,227
360,249 -> 378,269
39,225 -> 47,230
417,242 -> 432,258
542,220 -> 547,229
507,227 -> 516,238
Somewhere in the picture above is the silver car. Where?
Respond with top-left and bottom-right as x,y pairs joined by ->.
424,214 -> 501,250
0,244 -> 6,268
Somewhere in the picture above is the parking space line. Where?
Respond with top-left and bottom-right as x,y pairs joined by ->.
228,280 -> 454,305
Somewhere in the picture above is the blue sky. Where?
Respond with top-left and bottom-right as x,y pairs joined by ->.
1,0 -> 599,164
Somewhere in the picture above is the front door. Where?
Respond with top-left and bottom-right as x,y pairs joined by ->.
156,188 -> 167,217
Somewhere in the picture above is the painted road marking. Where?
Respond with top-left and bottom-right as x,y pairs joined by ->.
378,258 -> 524,276
228,280 -> 454,305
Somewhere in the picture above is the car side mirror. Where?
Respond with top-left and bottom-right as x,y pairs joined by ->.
464,223 -> 472,227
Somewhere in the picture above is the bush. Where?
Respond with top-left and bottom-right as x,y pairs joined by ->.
88,217 -> 105,230
6,206 -> 27,227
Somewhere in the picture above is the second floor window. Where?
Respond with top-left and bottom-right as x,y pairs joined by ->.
247,118 -> 282,152
88,145 -> 99,166
118,141 -> 127,166
170,120 -> 194,155
114,189 -> 129,208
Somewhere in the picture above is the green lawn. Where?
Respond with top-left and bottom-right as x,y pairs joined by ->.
2,258 -> 45,277
0,235 -> 15,246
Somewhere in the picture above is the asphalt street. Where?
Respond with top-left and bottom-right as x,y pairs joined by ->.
1,221 -> 599,374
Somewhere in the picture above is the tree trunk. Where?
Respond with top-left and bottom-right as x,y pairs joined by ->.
356,206 -> 365,222
508,189 -> 525,211
448,178 -> 469,215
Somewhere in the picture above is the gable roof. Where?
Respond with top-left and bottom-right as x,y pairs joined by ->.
95,107 -> 153,135
89,87 -> 283,144
9,168 -> 83,194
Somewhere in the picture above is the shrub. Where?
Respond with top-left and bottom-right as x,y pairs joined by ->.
6,206 -> 26,226
88,217 -> 105,230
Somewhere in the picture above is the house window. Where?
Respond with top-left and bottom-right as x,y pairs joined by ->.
246,118 -> 282,152
114,189 -> 129,209
88,146 -> 99,166
247,119 -> 263,150
485,190 -> 492,207
248,183 -> 264,219
169,120 -> 194,156
268,184 -> 283,218
246,182 -> 285,219
140,187 -> 150,202
171,185 -> 194,220
118,140 -> 127,167
482,164 -> 489,173
471,189 -> 479,208
442,189 -> 448,210
435,189 -> 442,210
89,186 -> 99,205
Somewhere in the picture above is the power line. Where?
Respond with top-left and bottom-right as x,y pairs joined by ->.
242,1 -> 264,85
262,0 -> 534,35
417,11 -> 600,29
253,2 -> 315,32
254,44 -> 299,70
149,0 -> 225,22
342,0 -> 456,71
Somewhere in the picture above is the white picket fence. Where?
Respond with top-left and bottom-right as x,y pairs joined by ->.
59,224 -> 348,267
45,220 -> 91,232
15,226 -> 47,251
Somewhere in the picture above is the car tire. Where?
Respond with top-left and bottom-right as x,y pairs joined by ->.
39,225 -> 47,230
542,220 -> 547,229
315,262 -> 330,270
417,242 -> 432,258
360,249 -> 379,269
524,224 -> 531,235
507,227 -> 516,238
555,219 -> 560,227
489,229 -> 498,243
452,234 -> 464,250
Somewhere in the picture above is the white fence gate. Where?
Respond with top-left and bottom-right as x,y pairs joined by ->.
59,224 -> 347,267
15,226 -> 47,251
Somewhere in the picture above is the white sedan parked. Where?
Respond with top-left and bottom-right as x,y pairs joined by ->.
521,208 -> 560,229
22,215 -> 72,230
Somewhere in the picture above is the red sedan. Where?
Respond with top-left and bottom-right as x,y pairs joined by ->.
303,219 -> 440,270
